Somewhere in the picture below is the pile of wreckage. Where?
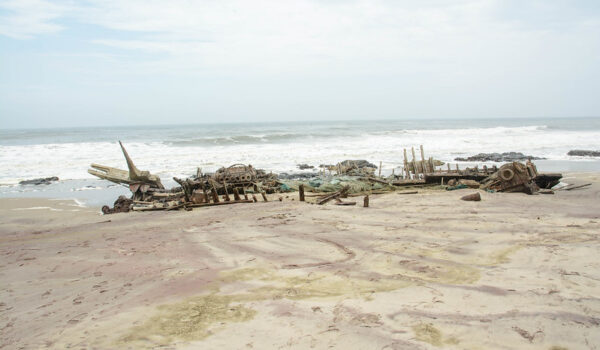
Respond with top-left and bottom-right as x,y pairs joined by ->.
89,142 -> 564,214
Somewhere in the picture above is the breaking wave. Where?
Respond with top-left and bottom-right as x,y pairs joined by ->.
1,118 -> 599,185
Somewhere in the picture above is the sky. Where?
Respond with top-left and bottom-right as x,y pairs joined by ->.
1,0 -> 599,129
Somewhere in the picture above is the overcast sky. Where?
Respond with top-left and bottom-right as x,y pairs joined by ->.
1,0 -> 599,129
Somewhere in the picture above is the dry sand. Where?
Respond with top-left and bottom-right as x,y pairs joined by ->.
1,173 -> 599,349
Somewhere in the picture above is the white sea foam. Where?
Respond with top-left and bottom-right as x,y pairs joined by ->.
1,123 -> 599,185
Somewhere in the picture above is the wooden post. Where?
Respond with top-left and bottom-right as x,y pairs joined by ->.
411,147 -> 418,178
403,148 -> 410,179
378,161 -> 382,177
447,163 -> 451,173
233,188 -> 241,201
420,145 -> 427,173
261,192 -> 268,202
252,194 -> 258,202
253,184 -> 259,192
223,193 -> 230,202
211,186 -> 220,203
201,183 -> 209,203
363,195 -> 369,207
241,187 -> 248,200
299,184 -> 305,202
429,157 -> 434,173
456,164 -> 459,173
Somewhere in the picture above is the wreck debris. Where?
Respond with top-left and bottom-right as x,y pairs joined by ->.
102,195 -> 133,214
317,186 -> 350,205
481,161 -> 539,194
214,164 -> 257,185
88,141 -> 164,189
91,141 -> 566,214
335,198 -> 356,206
558,183 -> 592,191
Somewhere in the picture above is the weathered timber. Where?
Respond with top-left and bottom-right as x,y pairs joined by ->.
88,141 -> 164,189
420,145 -> 427,173
411,147 -> 418,177
363,195 -> 369,207
366,177 -> 390,185
187,199 -> 253,208
391,179 -> 426,186
403,149 -> 410,178
211,186 -> 220,203
559,183 -> 592,191
299,184 -> 305,201
317,186 -> 350,205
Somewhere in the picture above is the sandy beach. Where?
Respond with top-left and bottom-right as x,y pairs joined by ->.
1,172 -> 599,349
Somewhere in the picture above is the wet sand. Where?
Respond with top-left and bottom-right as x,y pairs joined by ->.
1,173 -> 599,349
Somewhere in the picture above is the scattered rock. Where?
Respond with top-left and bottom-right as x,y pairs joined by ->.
455,152 -> 544,162
461,193 -> 481,201
297,164 -> 314,170
567,150 -> 600,157
19,177 -> 59,185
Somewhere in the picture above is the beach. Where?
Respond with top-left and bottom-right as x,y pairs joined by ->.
1,172 -> 599,349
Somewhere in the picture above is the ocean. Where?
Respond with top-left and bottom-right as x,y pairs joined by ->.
1,117 -> 599,206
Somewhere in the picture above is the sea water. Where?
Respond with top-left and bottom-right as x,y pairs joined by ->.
1,117 -> 599,206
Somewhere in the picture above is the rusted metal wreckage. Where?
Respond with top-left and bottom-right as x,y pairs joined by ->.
89,142 -> 563,214
89,142 -> 276,213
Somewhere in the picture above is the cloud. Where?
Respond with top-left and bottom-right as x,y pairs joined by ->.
0,0 -> 70,39
70,0 -> 598,83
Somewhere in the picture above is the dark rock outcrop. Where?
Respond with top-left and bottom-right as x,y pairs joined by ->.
277,172 -> 317,180
297,164 -> 314,170
19,177 -> 59,185
339,160 -> 378,169
455,152 -> 544,162
567,150 -> 600,157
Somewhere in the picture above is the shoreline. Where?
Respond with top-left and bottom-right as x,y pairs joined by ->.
1,169 -> 597,209
1,172 -> 599,349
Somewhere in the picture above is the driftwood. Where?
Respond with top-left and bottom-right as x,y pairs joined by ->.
365,177 -> 390,185
397,191 -> 418,195
558,183 -> 592,191
317,186 -> 350,205
187,199 -> 253,208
